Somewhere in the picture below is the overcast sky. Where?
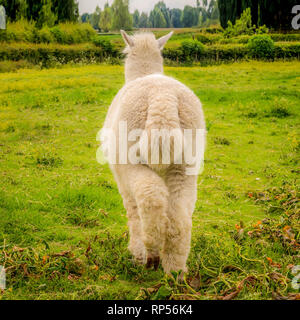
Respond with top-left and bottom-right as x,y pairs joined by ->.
78,0 -> 199,14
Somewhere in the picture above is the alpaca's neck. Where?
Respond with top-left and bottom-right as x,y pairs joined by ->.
125,59 -> 163,83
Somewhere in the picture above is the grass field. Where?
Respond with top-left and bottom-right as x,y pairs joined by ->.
0,61 -> 299,300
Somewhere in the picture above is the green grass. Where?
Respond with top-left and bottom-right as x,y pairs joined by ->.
0,61 -> 299,300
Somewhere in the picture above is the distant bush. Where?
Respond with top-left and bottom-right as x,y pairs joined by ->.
0,43 -> 120,68
199,26 -> 223,34
216,33 -> 300,45
224,8 -> 255,38
92,36 -> 118,57
34,27 -> 55,43
224,8 -> 268,38
164,43 -> 248,64
274,42 -> 300,59
0,22 -> 97,44
270,33 -> 300,42
248,35 -> 275,59
256,25 -> 269,35
0,19 -> 36,42
164,42 -> 300,64
181,40 -> 205,61
219,35 -> 251,44
195,34 -> 211,44
51,23 -> 96,44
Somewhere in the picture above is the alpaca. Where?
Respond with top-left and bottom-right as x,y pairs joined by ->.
101,30 -> 206,275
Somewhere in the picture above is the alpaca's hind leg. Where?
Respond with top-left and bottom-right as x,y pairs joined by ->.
162,168 -> 197,275
113,172 -> 145,264
123,195 -> 145,263
124,165 -> 169,269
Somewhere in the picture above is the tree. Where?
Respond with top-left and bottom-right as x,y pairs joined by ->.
149,6 -> 167,28
90,5 -> 101,29
25,0 -> 43,22
138,12 -> 148,28
208,0 -> 219,20
111,0 -> 132,31
154,1 -> 171,27
0,0 -> 28,22
100,3 -> 112,32
0,0 -> 80,24
37,0 -> 56,27
202,0 -> 208,7
258,0 -> 297,31
181,5 -> 198,27
81,13 -> 90,23
16,0 -> 27,20
218,0 -> 296,30
170,8 -> 182,28
52,0 -> 79,23
132,9 -> 139,28
217,0 -> 238,28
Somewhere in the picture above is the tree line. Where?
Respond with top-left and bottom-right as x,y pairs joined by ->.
82,0 -> 220,31
0,0 -> 79,27
217,0 -> 298,30
1,0 -> 294,32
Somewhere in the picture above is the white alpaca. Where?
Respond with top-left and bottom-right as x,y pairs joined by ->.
101,31 -> 206,275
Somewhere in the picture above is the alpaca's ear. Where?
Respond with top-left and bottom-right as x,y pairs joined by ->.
157,31 -> 174,50
121,30 -> 134,47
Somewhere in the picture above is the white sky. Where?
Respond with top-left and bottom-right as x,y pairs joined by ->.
78,0 -> 199,14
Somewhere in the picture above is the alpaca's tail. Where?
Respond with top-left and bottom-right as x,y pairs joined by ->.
139,93 -> 183,168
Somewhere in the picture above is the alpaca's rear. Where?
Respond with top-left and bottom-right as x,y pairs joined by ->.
140,81 -> 183,171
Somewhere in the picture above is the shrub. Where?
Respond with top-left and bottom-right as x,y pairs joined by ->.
0,22 -> 96,45
92,36 -> 118,57
164,42 -> 300,64
196,34 -> 211,44
256,25 -> 269,34
224,8 -> 255,38
0,19 -> 36,42
0,43 -> 122,68
223,8 -> 268,39
50,26 -> 66,44
93,36 -> 112,50
55,23 -> 96,44
274,42 -> 300,59
199,26 -> 223,34
248,35 -> 275,59
219,35 -> 251,44
34,27 -> 55,44
270,33 -> 300,42
181,40 -> 205,61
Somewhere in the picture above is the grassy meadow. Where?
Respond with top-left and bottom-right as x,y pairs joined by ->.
0,61 -> 299,300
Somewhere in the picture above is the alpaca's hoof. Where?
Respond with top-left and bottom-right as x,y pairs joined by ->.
146,256 -> 160,270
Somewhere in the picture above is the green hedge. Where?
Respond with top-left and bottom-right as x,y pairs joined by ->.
270,33 -> 300,42
163,42 -> 300,63
0,22 -> 97,44
274,42 -> 300,59
194,33 -> 300,45
0,43 -> 120,68
0,42 -> 299,68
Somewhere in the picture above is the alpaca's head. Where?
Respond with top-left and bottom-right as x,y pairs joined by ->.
121,30 -> 173,82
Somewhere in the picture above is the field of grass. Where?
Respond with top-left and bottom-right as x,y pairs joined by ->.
0,61 -> 299,300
